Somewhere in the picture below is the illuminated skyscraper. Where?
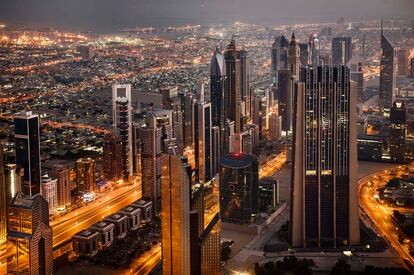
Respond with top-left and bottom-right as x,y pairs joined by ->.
0,144 -> 6,245
390,101 -> 407,163
40,174 -> 57,215
271,35 -> 289,85
397,48 -> 409,76
290,66 -> 360,248
139,112 -> 162,210
309,33 -> 320,67
14,111 -> 41,196
112,84 -> 133,180
210,47 -> 226,129
4,164 -> 23,212
219,153 -> 259,224
161,154 -> 191,275
224,39 -> 242,133
48,164 -> 71,210
194,86 -> 212,183
298,43 -> 309,66
75,158 -> 95,194
7,192 -> 53,275
103,134 -> 123,182
332,37 -> 352,65
379,21 -> 397,110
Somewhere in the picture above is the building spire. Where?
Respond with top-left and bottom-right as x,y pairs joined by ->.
290,32 -> 297,46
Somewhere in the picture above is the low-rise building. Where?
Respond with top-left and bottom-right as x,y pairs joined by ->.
90,221 -> 115,249
104,213 -> 128,239
131,199 -> 152,224
120,206 -> 141,231
72,229 -> 100,258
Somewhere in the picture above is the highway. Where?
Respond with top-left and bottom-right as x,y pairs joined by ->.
359,164 -> 414,268
52,183 -> 142,248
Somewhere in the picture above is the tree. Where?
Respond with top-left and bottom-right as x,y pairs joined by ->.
221,246 -> 232,262
330,258 -> 352,275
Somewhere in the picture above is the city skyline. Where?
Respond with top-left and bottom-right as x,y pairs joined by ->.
0,5 -> 414,274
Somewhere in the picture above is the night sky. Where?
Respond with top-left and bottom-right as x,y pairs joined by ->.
0,0 -> 413,32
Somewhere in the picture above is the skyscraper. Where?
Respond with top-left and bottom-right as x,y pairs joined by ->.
161,154 -> 191,275
219,153 -> 259,224
288,32 -> 301,78
224,39 -> 242,133
298,43 -> 309,66
48,164 -> 71,210
271,35 -> 289,85
14,111 -> 41,196
194,87 -> 212,183
40,174 -> 57,215
112,84 -> 133,180
332,37 -> 353,65
308,33 -> 320,67
75,158 -> 95,194
240,49 -> 251,120
139,112 -> 162,210
0,144 -> 6,245
103,134 -> 123,182
390,101 -> 407,163
290,66 -> 360,248
397,48 -> 409,76
7,192 -> 53,275
379,21 -> 397,110
211,47 -> 226,129
349,58 -> 365,104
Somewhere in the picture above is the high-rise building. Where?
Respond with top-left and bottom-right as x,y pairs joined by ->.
277,69 -> 290,132
411,58 -> 414,78
224,39 -> 242,133
194,88 -> 212,183
379,21 -> 397,110
103,134 -> 123,182
390,101 -> 407,163
75,158 -> 95,194
14,111 -> 41,196
271,35 -> 289,85
211,126 -> 220,178
4,164 -> 23,212
298,43 -> 309,66
172,97 -> 184,154
397,48 -> 409,76
220,153 -> 259,224
288,32 -> 301,78
48,164 -> 71,210
240,49 -> 251,120
308,33 -> 320,66
112,84 -> 133,180
290,66 -> 360,248
211,47 -> 226,130
349,58 -> 365,104
0,145 -> 6,245
268,113 -> 282,141
7,193 -> 53,275
179,93 -> 194,148
332,37 -> 352,65
139,112 -> 162,210
78,45 -> 94,62
161,154 -> 191,275
40,174 -> 57,215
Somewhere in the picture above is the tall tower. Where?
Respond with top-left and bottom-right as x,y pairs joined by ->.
75,158 -> 95,194
161,154 -> 191,275
288,32 -> 301,78
210,47 -> 226,129
194,84 -> 213,183
112,84 -> 133,180
48,164 -> 71,210
139,112 -> 162,210
271,35 -> 289,85
7,193 -> 53,275
0,144 -> 6,245
224,39 -> 242,133
290,66 -> 360,248
379,21 -> 397,111
390,101 -> 407,163
103,134 -> 123,182
332,37 -> 353,65
14,111 -> 41,196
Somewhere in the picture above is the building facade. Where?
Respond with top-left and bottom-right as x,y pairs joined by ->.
290,66 -> 360,248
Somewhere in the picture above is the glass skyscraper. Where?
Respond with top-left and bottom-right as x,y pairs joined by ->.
290,66 -> 360,248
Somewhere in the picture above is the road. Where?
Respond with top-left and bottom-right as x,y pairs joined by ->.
359,163 -> 414,268
52,183 -> 142,248
127,245 -> 162,275
259,152 -> 287,179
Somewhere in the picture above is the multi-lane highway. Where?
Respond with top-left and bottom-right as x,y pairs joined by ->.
359,164 -> 414,268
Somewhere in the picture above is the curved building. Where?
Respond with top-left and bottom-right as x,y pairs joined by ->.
219,153 -> 258,224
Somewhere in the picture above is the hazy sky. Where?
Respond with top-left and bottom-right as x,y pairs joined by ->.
0,0 -> 413,32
